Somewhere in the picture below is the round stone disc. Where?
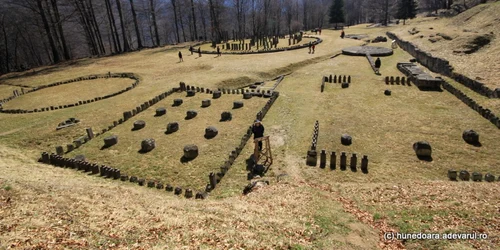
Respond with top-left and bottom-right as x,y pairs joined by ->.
342,46 -> 393,56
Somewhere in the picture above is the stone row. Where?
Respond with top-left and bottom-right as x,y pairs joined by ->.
447,170 -> 498,182
385,76 -> 410,86
196,36 -> 322,55
39,152 -> 207,199
0,72 -> 140,114
324,74 -> 352,84
387,32 -> 499,99
205,91 -> 280,193
306,150 -> 369,174
270,75 -> 285,91
180,82 -> 274,99
441,81 -> 500,129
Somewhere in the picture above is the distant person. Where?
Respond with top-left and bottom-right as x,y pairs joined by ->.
198,47 -> 202,57
308,42 -> 312,54
189,45 -> 193,55
319,28 -> 322,35
252,120 -> 265,151
375,57 -> 381,74
178,51 -> 183,62
217,46 -> 221,57
341,30 -> 345,39
312,44 -> 316,54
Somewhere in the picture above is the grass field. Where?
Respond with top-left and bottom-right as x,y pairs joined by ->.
1,78 -> 135,110
66,91 -> 267,190
0,6 -> 499,249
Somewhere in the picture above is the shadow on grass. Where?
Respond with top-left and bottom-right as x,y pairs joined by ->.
100,144 -> 114,150
204,134 -> 217,139
180,155 -> 197,163
137,149 -> 153,154
131,127 -> 144,131
417,87 -> 444,92
417,155 -> 433,162
466,141 -> 482,147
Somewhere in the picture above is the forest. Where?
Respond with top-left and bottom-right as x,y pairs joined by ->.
0,0 -> 479,73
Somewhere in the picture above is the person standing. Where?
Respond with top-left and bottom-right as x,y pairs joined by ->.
178,51 -> 183,62
189,45 -> 193,55
217,46 -> 221,57
308,42 -> 312,54
252,120 -> 265,151
341,30 -> 345,39
198,47 -> 202,57
312,44 -> 316,54
375,57 -> 381,74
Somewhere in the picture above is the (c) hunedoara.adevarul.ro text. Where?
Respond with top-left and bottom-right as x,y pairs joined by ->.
384,232 -> 488,240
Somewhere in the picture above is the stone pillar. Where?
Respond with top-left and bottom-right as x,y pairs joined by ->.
320,150 -> 326,169
306,150 -> 317,166
340,152 -> 347,170
361,155 -> 368,173
55,146 -> 64,155
350,153 -> 357,172
209,172 -> 217,190
330,152 -> 336,170
86,128 -> 94,139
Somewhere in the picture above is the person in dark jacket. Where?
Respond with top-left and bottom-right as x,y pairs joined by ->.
198,47 -> 202,57
189,45 -> 193,55
217,46 -> 221,57
375,57 -> 381,74
178,51 -> 183,62
252,120 -> 265,151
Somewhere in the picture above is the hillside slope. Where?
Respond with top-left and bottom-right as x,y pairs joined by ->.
393,2 -> 500,89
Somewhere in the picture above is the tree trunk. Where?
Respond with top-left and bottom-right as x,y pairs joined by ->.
190,0 -> 198,41
171,0 -> 180,43
1,17 -> 9,72
105,0 -> 121,53
87,0 -> 106,54
179,8 -> 187,42
50,0 -> 70,60
198,1 -> 207,40
150,0 -> 160,45
74,0 -> 97,55
36,0 -> 60,63
129,0 -> 143,48
115,0 -> 131,52
105,0 -> 118,53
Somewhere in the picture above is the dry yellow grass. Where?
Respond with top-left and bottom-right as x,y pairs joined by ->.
0,145 -> 379,249
1,78 -> 135,110
0,14 -> 499,249
0,85 -> 19,100
392,2 -> 500,89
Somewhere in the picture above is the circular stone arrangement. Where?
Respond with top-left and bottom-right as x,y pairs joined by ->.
196,36 -> 322,55
342,46 -> 393,56
0,72 -> 140,114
